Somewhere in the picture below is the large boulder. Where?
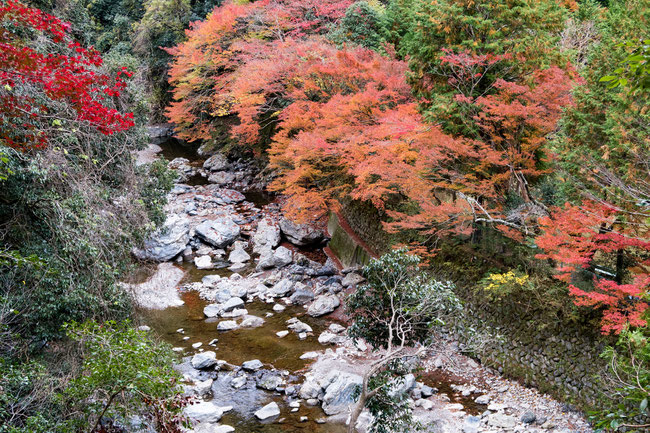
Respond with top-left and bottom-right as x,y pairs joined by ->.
203,153 -> 228,171
307,294 -> 340,317
252,219 -> 281,253
133,214 -> 190,261
279,217 -> 325,246
273,246 -> 293,268
322,371 -> 363,415
184,402 -> 225,423
191,351 -> 218,369
195,217 -> 240,248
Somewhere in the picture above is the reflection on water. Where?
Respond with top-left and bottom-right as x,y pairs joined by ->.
140,291 -> 333,371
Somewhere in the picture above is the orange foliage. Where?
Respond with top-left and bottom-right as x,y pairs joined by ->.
166,1 -> 576,240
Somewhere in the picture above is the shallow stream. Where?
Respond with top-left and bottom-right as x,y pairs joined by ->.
136,137 -> 479,432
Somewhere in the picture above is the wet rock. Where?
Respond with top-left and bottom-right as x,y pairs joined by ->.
231,375 -> 247,389
475,394 -> 490,405
254,402 -> 280,420
307,294 -> 340,317
191,351 -> 217,369
240,315 -> 265,328
256,372 -> 284,391
341,272 -> 365,288
203,153 -> 228,172
279,217 -> 325,246
194,378 -> 213,398
322,371 -> 363,415
133,214 -> 190,261
313,261 -> 337,276
203,303 -> 221,318
272,304 -> 286,312
217,320 -> 239,331
195,217 -> 240,249
273,246 -> 293,268
289,284 -> 315,305
287,319 -> 312,334
252,219 -> 281,253
242,359 -> 264,371
222,297 -> 244,312
184,401 -> 225,423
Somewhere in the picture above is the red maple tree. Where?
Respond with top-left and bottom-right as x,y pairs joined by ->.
0,1 -> 134,150
536,201 -> 650,334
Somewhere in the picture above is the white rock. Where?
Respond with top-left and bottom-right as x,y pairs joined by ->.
191,351 -> 217,369
195,217 -> 241,248
184,402 -> 224,423
240,315 -> 265,328
254,402 -> 280,420
217,320 -> 239,331
300,351 -> 320,359
307,294 -> 340,317
276,330 -> 289,338
194,255 -> 213,270
229,242 -> 250,263
222,297 -> 244,312
252,219 -> 281,253
272,246 -> 293,268
242,359 -> 263,371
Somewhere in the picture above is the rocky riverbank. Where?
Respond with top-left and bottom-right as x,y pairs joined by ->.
130,139 -> 594,433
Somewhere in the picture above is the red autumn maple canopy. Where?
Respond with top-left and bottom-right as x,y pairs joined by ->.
0,0 -> 134,150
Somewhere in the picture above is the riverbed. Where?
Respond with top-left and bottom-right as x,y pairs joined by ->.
131,136 -> 594,433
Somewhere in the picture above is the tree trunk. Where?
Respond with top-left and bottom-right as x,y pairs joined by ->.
348,371 -> 371,433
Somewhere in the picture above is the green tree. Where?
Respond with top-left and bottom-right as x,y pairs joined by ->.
330,1 -> 386,51
64,321 -> 183,433
346,249 -> 462,432
399,0 -> 567,134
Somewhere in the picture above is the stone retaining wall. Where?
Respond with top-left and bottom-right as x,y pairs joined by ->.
461,301 -> 610,408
